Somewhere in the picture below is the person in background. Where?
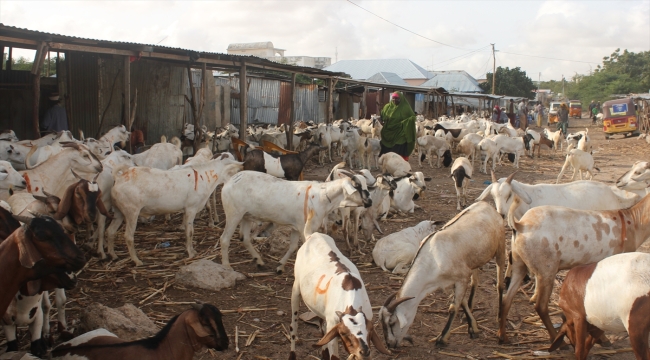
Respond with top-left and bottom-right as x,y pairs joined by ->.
379,92 -> 417,161
499,108 -> 509,124
507,99 -> 515,126
536,103 -> 544,127
41,92 -> 68,133
130,125 -> 146,154
588,100 -> 595,118
591,103 -> 599,125
518,99 -> 528,129
492,104 -> 501,122
557,103 -> 569,135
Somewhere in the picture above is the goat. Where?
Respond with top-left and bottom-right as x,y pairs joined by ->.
379,201 -> 505,347
566,129 -> 591,153
99,125 -> 130,151
556,149 -> 600,183
433,124 -> 472,144
416,135 -> 452,168
378,173 -> 429,220
524,128 -> 541,156
0,130 -> 18,141
243,144 -> 321,181
549,252 -> 650,360
0,215 -> 85,317
131,136 -> 182,170
544,128 -> 565,153
378,152 -> 411,177
0,142 -> 62,170
456,138 -> 476,168
450,157 -> 472,211
477,171 -> 640,227
51,303 -> 228,360
361,138 -> 381,170
477,137 -> 498,174
289,233 -> 390,360
219,171 -> 371,273
492,134 -> 530,168
616,161 -> 650,197
372,220 -> 441,274
107,155 -> 242,265
498,194 -> 650,344
0,160 -> 27,201
531,134 -> 554,158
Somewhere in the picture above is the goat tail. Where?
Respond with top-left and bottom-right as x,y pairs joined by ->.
160,135 -> 167,143
170,136 -> 182,150
111,163 -> 131,180
24,144 -> 38,170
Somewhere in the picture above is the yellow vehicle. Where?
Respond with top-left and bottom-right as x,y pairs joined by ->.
602,98 -> 638,139
569,101 -> 582,118
548,102 -> 561,123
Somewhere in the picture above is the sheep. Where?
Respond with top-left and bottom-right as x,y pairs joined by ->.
0,161 -> 27,201
379,201 -> 505,347
456,138 -> 476,168
106,155 -> 243,265
556,149 -> 600,183
416,135 -> 452,168
51,303 -> 229,360
289,233 -> 390,360
242,144 -> 321,181
131,136 -> 182,170
450,157 -> 472,211
378,152 -> 411,177
477,171 -> 640,227
219,170 -> 372,273
544,128 -> 565,153
549,252 -> 650,360
497,194 -> 650,344
477,137 -> 498,174
372,220 -> 441,274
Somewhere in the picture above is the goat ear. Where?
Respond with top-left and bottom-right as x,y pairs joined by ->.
342,180 -> 357,195
20,280 -> 42,296
313,323 -> 341,347
476,184 -> 492,201
53,183 -> 76,220
17,230 -> 43,269
367,319 -> 391,355
186,313 -> 211,338
396,311 -> 409,329
510,182 -> 532,204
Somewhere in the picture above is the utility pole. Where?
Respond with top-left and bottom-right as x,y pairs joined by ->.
491,43 -> 496,95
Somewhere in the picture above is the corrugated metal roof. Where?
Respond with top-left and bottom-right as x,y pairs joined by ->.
324,59 -> 432,80
421,70 -> 483,93
227,42 -> 276,50
366,72 -> 408,85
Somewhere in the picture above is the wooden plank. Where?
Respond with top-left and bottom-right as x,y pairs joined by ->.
0,35 -> 38,46
287,72 -> 296,150
239,62 -> 247,140
326,78 -> 333,124
123,56 -> 130,127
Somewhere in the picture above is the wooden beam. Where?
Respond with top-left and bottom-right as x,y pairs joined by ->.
287,72 -> 297,150
239,62 -> 247,139
31,43 -> 48,138
123,56 -> 130,128
0,35 -> 38,47
31,42 -> 46,74
326,78 -> 333,124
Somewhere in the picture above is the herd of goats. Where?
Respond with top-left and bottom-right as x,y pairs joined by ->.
0,111 -> 649,360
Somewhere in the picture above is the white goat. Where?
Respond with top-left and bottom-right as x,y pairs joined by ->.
543,128 -> 565,153
378,152 -> 411,177
556,149 -> 599,183
492,134 -> 530,168
615,161 -> 650,197
477,137 -> 498,174
372,220 -> 441,274
289,233 -> 390,360
106,155 -> 242,265
379,201 -> 505,347
131,136 -> 182,170
219,171 -> 371,273
0,161 -> 27,201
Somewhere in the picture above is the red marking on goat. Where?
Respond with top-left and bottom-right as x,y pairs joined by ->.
315,274 -> 332,295
34,187 -> 39,192
23,174 -> 31,193
618,211 -> 627,249
303,185 -> 312,222
187,174 -> 191,177
193,169 -> 198,191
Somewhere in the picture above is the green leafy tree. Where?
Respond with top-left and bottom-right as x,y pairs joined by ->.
4,55 -> 59,76
479,66 -> 536,99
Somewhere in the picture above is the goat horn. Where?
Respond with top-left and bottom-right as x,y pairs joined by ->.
506,171 -> 518,184
491,170 -> 497,183
383,293 -> 397,308
43,190 -> 55,198
13,214 -> 33,225
387,296 -> 415,313
92,172 -> 100,182
33,195 -> 49,203
70,169 -> 84,181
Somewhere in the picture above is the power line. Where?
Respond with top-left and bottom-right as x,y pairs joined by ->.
432,46 -> 490,67
345,0 -> 472,51
498,51 -> 599,65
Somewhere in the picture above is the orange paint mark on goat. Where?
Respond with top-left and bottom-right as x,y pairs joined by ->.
315,274 -> 332,294
618,211 -> 627,249
303,185 -> 312,222
23,173 -> 31,193
34,187 -> 39,192
193,169 -> 198,191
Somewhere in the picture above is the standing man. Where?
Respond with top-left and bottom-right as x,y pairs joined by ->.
536,103 -> 544,127
41,93 -> 68,134
518,99 -> 527,129
379,92 -> 417,161
588,100 -> 595,118
557,103 -> 569,135
507,99 -> 515,126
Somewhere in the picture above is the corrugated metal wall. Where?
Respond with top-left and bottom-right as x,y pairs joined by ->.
217,76 -> 322,125
68,52 -> 99,138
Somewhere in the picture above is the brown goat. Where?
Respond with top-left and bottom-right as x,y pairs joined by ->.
0,206 -> 21,240
243,144 -> 321,181
0,215 -> 85,316
532,135 -> 555,158
51,171 -> 111,226
51,303 -> 229,360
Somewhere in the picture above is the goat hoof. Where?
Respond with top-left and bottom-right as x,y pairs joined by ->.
134,260 -> 144,266
31,339 -> 47,357
599,339 -> 613,348
275,266 -> 285,275
434,337 -> 447,347
255,263 -> 267,270
469,331 -> 480,339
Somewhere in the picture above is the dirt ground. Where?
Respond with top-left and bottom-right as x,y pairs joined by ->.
4,115 -> 649,359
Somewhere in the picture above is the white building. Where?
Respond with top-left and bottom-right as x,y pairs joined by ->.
227,42 -> 331,69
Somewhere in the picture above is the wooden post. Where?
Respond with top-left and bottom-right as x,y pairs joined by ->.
326,77 -> 333,124
239,62 -> 247,139
32,43 -> 47,138
361,86 -> 368,119
287,72 -> 296,150
123,56 -> 130,128
6,47 -> 12,70
0,45 -> 4,70
46,51 -> 51,77
451,96 -> 456,117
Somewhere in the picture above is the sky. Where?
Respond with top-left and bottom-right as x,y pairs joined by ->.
1,0 -> 649,82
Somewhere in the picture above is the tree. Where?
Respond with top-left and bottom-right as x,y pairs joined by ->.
4,55 -> 60,76
479,66 -> 536,99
